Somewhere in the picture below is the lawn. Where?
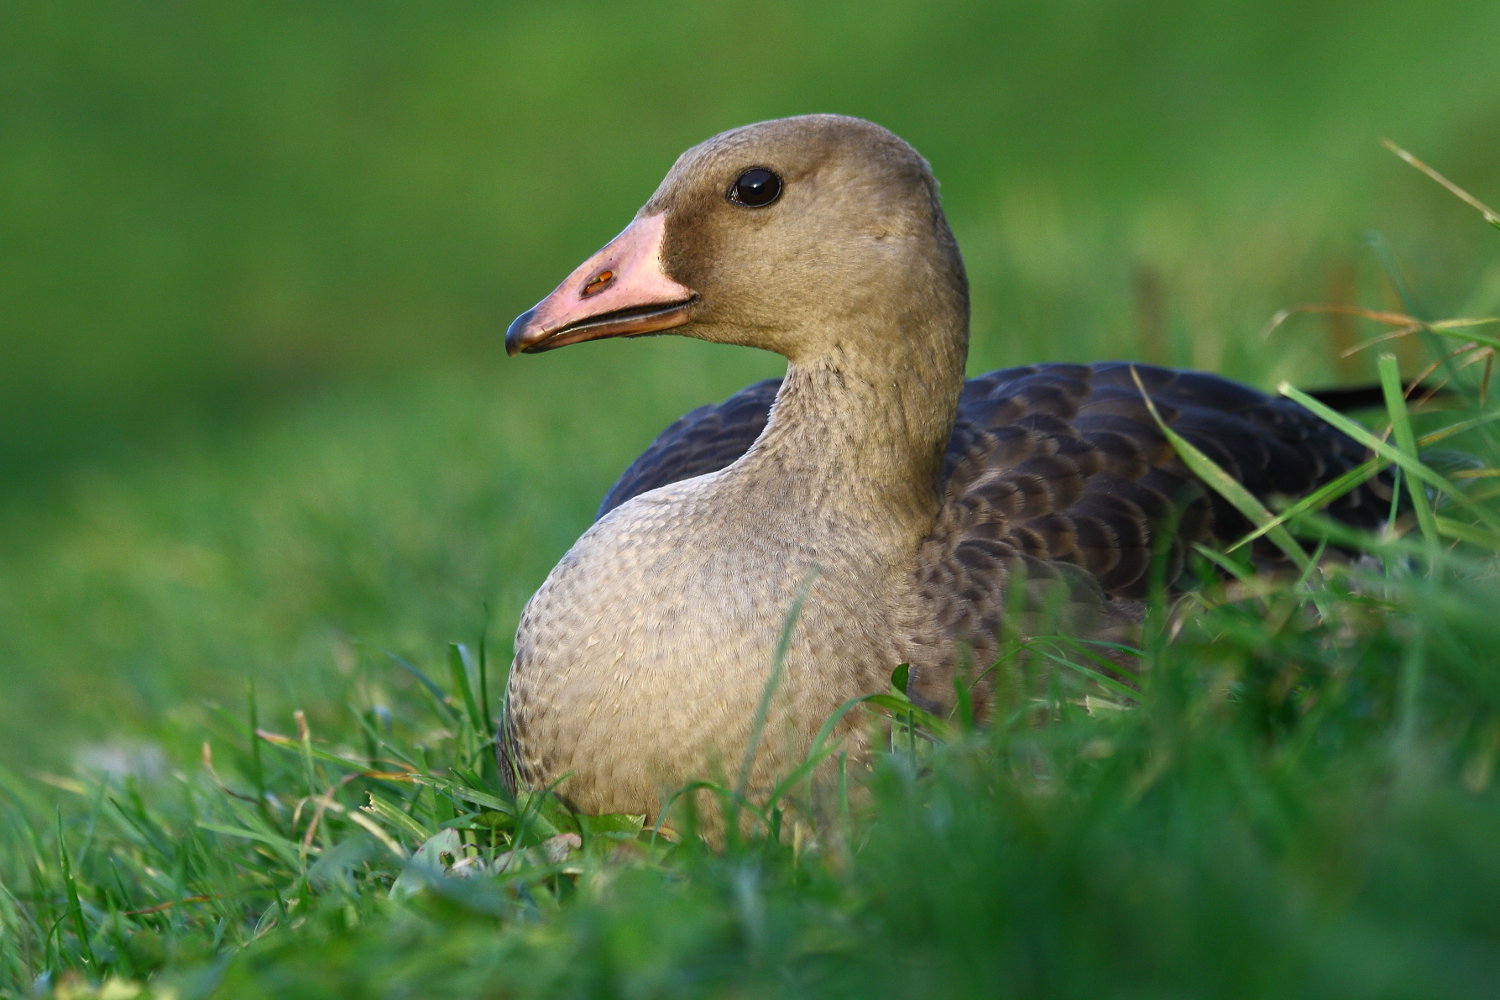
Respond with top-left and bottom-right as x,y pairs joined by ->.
3,1 -> 1500,996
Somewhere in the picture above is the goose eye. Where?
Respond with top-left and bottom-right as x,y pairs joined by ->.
728,168 -> 781,208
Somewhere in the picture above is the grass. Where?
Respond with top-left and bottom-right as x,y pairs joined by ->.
4,149 -> 1500,999
7,522 -> 1500,998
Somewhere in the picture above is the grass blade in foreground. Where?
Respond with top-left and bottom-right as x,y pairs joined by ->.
11,531 -> 1500,999
1280,381 -> 1500,536
1129,365 -> 1311,570
1225,459 -> 1381,554
1379,352 -> 1441,553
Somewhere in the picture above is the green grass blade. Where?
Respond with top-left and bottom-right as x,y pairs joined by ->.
1279,380 -> 1500,535
1023,643 -> 1141,704
247,679 -> 265,809
1226,459 -> 1382,553
1294,538 -> 1329,591
255,727 -> 408,776
1409,322 -> 1500,353
1130,366 -> 1311,570
415,777 -> 513,816
735,569 -> 818,800
1379,353 -> 1441,554
363,792 -> 435,846
195,822 -> 305,868
1192,543 -> 1254,583
56,809 -> 95,970
476,631 -> 495,740
377,648 -> 461,725
775,689 -> 906,809
448,643 -> 483,736
1418,408 -> 1500,447
295,710 -> 318,800
651,780 -> 766,847
1434,515 -> 1500,551
861,695 -> 950,739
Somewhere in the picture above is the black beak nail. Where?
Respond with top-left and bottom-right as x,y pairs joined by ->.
505,307 -> 538,356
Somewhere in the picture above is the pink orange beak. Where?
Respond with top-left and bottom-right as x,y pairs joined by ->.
506,213 -> 694,356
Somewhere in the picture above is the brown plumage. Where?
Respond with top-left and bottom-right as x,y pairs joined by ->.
499,115 -> 1389,821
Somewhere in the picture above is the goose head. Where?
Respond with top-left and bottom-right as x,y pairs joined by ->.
505,114 -> 969,367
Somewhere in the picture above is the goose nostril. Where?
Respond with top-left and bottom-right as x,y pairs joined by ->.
582,270 -> 615,297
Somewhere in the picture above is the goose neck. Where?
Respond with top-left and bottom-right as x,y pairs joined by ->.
736,325 -> 966,536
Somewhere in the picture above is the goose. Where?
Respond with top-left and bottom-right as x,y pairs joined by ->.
499,115 -> 1388,820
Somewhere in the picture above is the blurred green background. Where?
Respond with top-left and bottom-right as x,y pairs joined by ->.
2,0 -> 1499,767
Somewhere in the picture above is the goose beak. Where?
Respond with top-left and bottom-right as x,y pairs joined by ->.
506,212 -> 695,356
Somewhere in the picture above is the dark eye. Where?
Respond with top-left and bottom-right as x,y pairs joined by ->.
728,168 -> 782,208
